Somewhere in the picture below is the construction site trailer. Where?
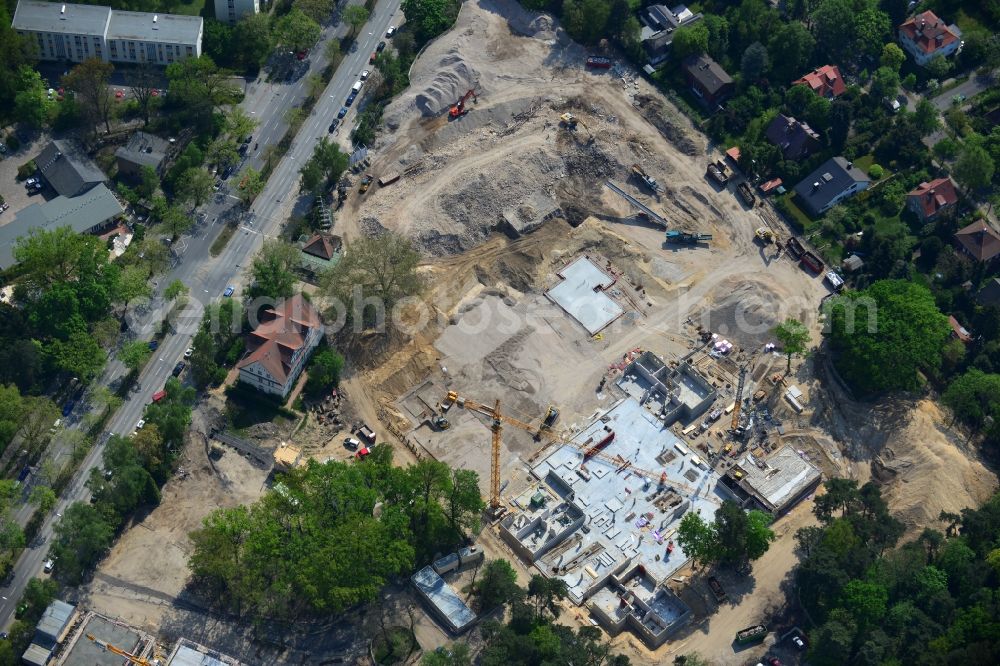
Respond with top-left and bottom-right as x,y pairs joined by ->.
378,172 -> 400,186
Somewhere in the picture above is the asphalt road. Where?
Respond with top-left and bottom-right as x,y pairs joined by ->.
929,72 -> 994,111
0,0 -> 403,630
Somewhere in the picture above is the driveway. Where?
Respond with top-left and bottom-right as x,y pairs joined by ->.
930,71 -> 995,111
0,131 -> 52,223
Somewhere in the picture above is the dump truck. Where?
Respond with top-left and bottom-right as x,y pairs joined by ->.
707,160 -> 730,186
665,230 -> 712,244
825,270 -> 845,291
801,251 -> 824,273
737,181 -> 757,206
735,624 -> 768,644
786,236 -> 805,258
378,171 -> 400,187
631,164 -> 660,193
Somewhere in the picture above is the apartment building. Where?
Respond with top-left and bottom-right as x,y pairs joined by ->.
12,0 -> 202,65
213,0 -> 260,26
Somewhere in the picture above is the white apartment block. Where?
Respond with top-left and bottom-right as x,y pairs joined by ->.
213,0 -> 259,26
12,1 -> 202,66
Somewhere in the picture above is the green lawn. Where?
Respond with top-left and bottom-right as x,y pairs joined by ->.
776,193 -> 816,233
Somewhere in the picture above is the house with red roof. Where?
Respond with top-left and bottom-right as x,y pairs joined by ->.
906,177 -> 958,222
898,10 -> 962,67
237,294 -> 325,398
793,65 -> 846,99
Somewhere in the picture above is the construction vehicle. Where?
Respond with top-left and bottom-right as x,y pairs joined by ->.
786,237 -> 805,259
665,230 -> 712,245
359,174 -> 373,193
706,160 -> 731,187
755,227 -> 776,244
737,181 -> 757,206
432,414 -> 451,430
449,88 -> 477,119
540,406 -> 559,433
559,112 -> 579,129
735,624 -> 768,644
730,352 -> 758,437
86,634 -> 158,665
800,251 -> 824,273
631,164 -> 660,193
378,172 -> 400,187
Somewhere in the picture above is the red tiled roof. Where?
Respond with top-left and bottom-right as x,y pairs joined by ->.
955,220 -> 1000,263
793,65 -> 846,98
760,178 -> 783,192
237,294 -> 322,383
907,177 -> 957,219
899,11 -> 959,55
302,232 -> 342,260
948,315 -> 972,343
726,146 -> 741,163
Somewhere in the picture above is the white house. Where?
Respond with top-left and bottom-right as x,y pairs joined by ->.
237,294 -> 324,398
213,0 -> 259,26
898,10 -> 962,67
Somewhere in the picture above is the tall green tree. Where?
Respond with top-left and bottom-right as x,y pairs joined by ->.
274,9 -> 321,53
476,559 -> 521,612
249,241 -> 300,299
343,5 -> 370,37
62,58 -> 115,134
13,66 -> 55,128
824,280 -> 950,394
119,339 -> 152,372
773,318 -> 810,372
953,143 -> 996,191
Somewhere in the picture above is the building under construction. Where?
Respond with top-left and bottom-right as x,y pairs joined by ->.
499,389 -> 734,648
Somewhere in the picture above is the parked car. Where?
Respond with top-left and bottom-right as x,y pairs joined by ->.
376,41 -> 387,52
355,447 -> 371,459
369,51 -> 378,64
148,340 -> 159,351
345,92 -> 357,107
360,69 -> 370,80
338,106 -> 348,119
768,658 -> 782,666
386,26 -> 396,37
61,400 -> 75,417
43,559 -> 54,574
358,424 -> 377,444
172,361 -> 185,377
344,437 -> 361,449
24,177 -> 39,187
151,389 -> 167,403
328,120 -> 340,134
184,347 -> 193,358
223,285 -> 234,297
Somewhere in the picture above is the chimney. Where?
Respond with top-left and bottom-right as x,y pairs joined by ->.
812,181 -> 820,191
59,4 -> 66,18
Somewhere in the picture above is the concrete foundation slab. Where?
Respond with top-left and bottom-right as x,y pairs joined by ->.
546,256 -> 624,335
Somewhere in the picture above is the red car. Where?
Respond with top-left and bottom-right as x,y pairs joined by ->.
586,56 -> 612,69
296,50 -> 308,61
356,447 -> 371,459
369,51 -> 378,64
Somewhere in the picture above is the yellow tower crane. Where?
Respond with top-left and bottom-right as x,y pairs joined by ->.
86,634 -> 157,665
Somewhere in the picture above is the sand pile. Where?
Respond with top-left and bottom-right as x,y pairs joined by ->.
874,400 -> 997,533
697,278 -> 786,349
412,50 -> 480,118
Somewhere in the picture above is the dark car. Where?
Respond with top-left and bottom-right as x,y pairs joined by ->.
172,361 -> 185,377
148,340 -> 159,351
345,92 -> 357,107
376,41 -> 386,52
337,106 -> 348,119
61,400 -> 75,417
328,119 -> 339,133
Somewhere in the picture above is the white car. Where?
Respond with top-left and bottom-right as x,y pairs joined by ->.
360,69 -> 370,81
135,419 -> 146,430
184,347 -> 194,358
43,559 -> 54,574
386,26 -> 396,37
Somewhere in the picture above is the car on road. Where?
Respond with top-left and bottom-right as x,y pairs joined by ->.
148,339 -> 159,351
328,119 -> 340,133
135,419 -> 146,431
360,69 -> 370,80
952,93 -> 967,105
369,51 -> 378,64
151,389 -> 167,403
338,106 -> 348,119
172,361 -> 185,377
346,92 -> 357,107
386,26 -> 396,38
61,400 -> 75,417
223,285 -> 235,297
42,559 -> 54,574
184,347 -> 193,358
376,40 -> 387,52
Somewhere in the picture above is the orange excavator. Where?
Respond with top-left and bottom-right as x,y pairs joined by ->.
449,88 -> 477,119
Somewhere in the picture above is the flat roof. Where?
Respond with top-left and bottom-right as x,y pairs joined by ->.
412,566 -> 477,633
35,599 -> 74,643
528,398 -> 730,602
546,256 -> 624,335
735,445 -> 821,513
12,1 -> 111,36
108,10 -> 202,44
62,615 -> 142,666
168,644 -> 238,666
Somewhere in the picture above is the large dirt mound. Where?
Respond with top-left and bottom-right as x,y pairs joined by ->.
412,50 -> 480,118
873,400 -> 997,533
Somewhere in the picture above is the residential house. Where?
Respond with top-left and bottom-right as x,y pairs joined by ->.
906,177 -> 958,222
236,294 -> 325,399
115,131 -> 170,178
12,0 -> 202,65
765,114 -> 820,161
898,10 -> 962,66
793,65 -> 846,99
0,184 -> 124,269
639,4 -> 703,66
948,316 -> 972,344
36,139 -> 107,197
214,0 -> 259,26
682,54 -> 734,108
976,278 -> 1000,308
20,600 -> 76,666
298,231 -> 342,276
792,157 -> 871,216
954,220 -> 1000,264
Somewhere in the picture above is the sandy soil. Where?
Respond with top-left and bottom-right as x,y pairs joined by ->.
81,431 -> 270,632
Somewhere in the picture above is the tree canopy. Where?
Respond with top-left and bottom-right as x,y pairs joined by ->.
676,500 -> 776,568
824,280 -> 951,394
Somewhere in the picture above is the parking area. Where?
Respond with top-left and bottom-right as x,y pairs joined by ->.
0,131 -> 52,223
